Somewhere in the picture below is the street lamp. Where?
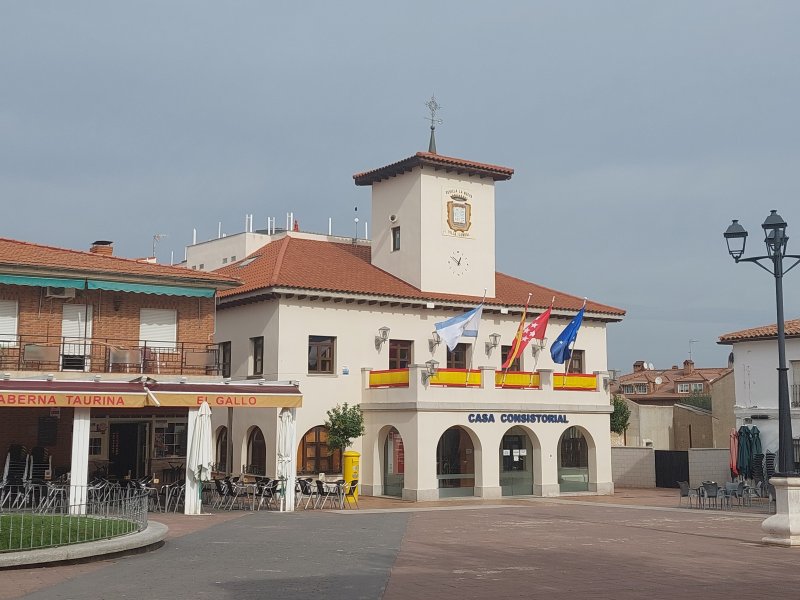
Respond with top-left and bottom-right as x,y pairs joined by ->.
724,210 -> 800,475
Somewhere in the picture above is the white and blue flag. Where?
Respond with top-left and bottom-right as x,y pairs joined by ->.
435,304 -> 484,352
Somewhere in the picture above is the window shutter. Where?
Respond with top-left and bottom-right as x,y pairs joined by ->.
139,309 -> 177,349
61,305 -> 93,341
0,300 -> 18,346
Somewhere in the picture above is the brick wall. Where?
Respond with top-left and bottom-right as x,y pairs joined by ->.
611,446 -> 656,488
688,448 -> 730,488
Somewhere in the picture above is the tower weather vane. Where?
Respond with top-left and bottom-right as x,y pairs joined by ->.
425,95 -> 442,154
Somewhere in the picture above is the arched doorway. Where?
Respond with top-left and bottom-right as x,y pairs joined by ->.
436,426 -> 475,498
558,426 -> 589,492
297,425 -> 342,476
246,427 -> 266,476
215,426 -> 228,473
383,427 -> 405,497
499,426 -> 533,496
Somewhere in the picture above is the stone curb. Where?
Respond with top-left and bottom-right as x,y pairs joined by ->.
0,520 -> 168,569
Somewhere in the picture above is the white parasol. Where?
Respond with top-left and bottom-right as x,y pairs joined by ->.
277,408 -> 296,511
185,401 -> 214,514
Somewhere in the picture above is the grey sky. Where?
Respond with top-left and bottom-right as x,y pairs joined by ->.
2,2 -> 800,373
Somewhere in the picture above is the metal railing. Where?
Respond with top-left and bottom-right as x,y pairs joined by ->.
791,384 -> 800,408
0,482 -> 148,552
0,334 -> 220,376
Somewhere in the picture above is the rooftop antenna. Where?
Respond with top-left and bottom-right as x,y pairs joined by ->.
689,339 -> 698,361
152,233 -> 167,259
425,94 -> 442,154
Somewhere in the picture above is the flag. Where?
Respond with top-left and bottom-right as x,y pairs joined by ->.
502,306 -> 552,369
550,306 -> 585,364
435,304 -> 484,352
502,296 -> 530,370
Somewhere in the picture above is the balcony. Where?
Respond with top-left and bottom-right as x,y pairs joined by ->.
792,384 -> 800,408
362,365 -> 609,412
0,334 -> 222,377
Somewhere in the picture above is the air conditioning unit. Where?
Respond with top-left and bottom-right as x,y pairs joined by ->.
45,286 -> 76,299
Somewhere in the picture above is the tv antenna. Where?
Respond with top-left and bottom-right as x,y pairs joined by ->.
689,339 -> 698,361
152,233 -> 167,258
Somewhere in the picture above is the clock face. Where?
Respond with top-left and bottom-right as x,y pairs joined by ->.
448,250 -> 469,276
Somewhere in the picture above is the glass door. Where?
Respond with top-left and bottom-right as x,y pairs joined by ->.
500,427 -> 533,496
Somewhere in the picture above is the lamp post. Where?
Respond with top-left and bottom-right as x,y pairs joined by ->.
724,210 -> 800,475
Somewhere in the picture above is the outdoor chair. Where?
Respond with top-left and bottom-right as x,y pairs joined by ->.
314,480 -> 338,509
342,479 -> 359,509
256,478 -> 280,511
170,483 -> 186,513
677,481 -> 698,508
296,478 -> 317,510
225,478 -> 250,510
701,482 -> 722,509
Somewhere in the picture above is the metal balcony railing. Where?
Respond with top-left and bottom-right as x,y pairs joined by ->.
0,334 -> 222,377
792,384 -> 800,408
367,368 -> 597,391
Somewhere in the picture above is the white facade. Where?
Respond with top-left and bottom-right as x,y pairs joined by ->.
727,336 -> 800,454
186,232 -> 272,272
209,152 -> 623,500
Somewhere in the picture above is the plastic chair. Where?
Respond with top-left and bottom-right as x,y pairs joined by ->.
296,478 -> 317,510
701,482 -> 721,509
677,481 -> 698,508
342,480 -> 359,509
314,480 -> 338,509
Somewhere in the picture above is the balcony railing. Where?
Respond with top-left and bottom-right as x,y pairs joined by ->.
367,367 -> 597,391
792,384 -> 800,408
0,334 -> 221,377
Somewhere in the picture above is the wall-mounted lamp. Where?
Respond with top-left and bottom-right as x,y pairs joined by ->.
46,373 -> 54,381
422,359 -> 439,383
428,331 -> 441,353
375,326 -> 391,350
485,332 -> 501,355
530,337 -> 547,356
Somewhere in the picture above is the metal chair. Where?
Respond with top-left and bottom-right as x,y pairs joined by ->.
677,481 -> 698,508
342,480 -> 359,509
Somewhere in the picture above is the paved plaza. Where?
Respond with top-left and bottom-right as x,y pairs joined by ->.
3,491 -> 800,600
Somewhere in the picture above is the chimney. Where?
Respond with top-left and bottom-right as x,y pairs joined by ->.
683,359 -> 694,374
90,240 -> 114,256
633,361 -> 645,373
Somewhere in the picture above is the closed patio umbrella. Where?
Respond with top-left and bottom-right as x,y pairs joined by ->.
277,409 -> 296,512
729,429 -> 739,479
751,426 -> 763,456
737,425 -> 752,480
186,401 -> 213,514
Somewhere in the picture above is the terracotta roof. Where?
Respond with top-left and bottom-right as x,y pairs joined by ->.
216,235 -> 625,317
0,238 -> 239,289
718,319 -> 800,343
353,152 -> 514,186
613,363 -> 731,402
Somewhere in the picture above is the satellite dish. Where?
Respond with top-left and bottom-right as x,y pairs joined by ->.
648,362 -> 655,371
654,376 -> 663,385
642,362 -> 649,370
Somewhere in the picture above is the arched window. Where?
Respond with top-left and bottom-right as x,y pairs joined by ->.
215,426 -> 228,473
297,426 -> 341,475
436,426 -> 475,497
246,427 -> 266,476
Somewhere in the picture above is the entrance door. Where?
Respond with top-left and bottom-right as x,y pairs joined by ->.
383,428 -> 405,497
109,423 -> 148,480
500,428 -> 533,496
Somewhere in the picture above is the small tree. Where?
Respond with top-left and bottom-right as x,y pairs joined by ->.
610,394 -> 631,435
324,402 -> 366,452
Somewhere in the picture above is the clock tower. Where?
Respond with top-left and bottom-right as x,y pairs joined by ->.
353,151 -> 513,298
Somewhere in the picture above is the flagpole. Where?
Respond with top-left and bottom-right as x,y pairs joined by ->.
467,289 -> 487,387
563,298 -> 587,387
529,295 -> 554,388
501,292 -> 532,388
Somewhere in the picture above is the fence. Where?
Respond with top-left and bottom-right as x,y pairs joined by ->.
0,483 -> 148,552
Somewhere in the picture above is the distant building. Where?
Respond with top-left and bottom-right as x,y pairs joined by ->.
611,359 -> 732,450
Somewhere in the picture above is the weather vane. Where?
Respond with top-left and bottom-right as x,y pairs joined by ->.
425,95 -> 442,154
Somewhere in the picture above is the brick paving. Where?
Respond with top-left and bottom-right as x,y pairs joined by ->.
3,490 -> 796,600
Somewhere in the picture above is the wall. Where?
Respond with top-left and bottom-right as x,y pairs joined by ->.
611,446 -> 655,488
673,405 -> 713,450
688,448 -> 730,488
186,231 -> 271,272
632,403 -> 674,450
730,337 -> 800,410
711,370 -> 735,447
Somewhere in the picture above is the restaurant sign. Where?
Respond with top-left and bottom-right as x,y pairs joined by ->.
0,390 -> 302,409
0,392 -> 147,408
468,413 -> 569,424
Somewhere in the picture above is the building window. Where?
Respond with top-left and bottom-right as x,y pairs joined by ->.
231,255 -> 236,262
297,425 -> 342,475
391,226 -> 400,251
308,335 -> 335,374
500,345 -> 521,371
0,300 -> 19,347
88,437 -> 102,456
691,382 -> 704,393
218,341 -> 231,378
635,383 -> 648,394
677,383 -> 690,394
222,257 -> 228,264
621,384 -> 635,395
567,350 -> 584,374
447,343 -> 469,369
140,308 -> 177,350
250,337 -> 264,376
389,340 -> 412,369
216,426 -> 228,472
246,427 -> 266,475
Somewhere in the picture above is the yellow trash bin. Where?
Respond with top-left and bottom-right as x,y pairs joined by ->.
343,450 -> 360,502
